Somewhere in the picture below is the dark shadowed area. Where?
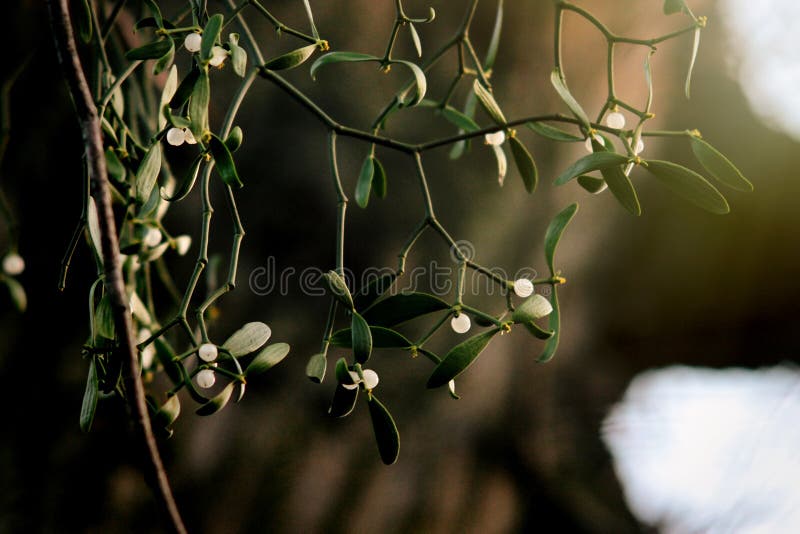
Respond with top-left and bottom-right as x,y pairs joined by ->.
1,0 -> 798,532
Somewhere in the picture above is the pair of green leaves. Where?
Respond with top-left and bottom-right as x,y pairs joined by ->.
355,154 -> 387,208
321,270 -> 373,363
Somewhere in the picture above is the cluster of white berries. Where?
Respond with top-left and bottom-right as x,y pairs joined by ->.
196,342 -> 220,389
583,112 -> 644,155
342,368 -> 380,391
166,127 -> 197,147
2,252 -> 25,276
183,32 -> 228,67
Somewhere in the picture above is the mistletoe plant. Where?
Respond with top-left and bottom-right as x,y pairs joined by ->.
46,0 -> 750,531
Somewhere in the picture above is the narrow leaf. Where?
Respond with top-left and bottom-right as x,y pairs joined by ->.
159,65 -> 179,128
200,14 -> 223,61
323,270 -> 354,309
306,353 -> 327,383
550,68 -> 590,129
473,79 -> 506,124
362,292 -> 449,327
154,394 -> 181,428
208,133 -> 243,189
483,0 -> 504,70
577,175 -> 606,193
373,157 -> 387,199
196,381 -> 235,416
554,152 -> 628,186
125,39 -> 173,60
355,155 -> 374,208
188,68 -> 210,139
170,67 -> 200,109
643,160 -> 730,214
329,326 -> 412,349
368,395 -> 400,465
222,321 -> 272,357
246,343 -> 290,375
79,357 -> 98,432
544,203 -> 579,274
685,27 -> 701,99
310,52 -> 378,79
690,136 -> 753,191
392,60 -> 427,106
135,143 -> 162,203
409,23 -> 422,57
161,155 -> 202,202
491,144 -> 507,186
153,40 -> 175,75
104,149 -> 125,182
527,122 -> 583,142
351,311 -> 373,364
328,384 -> 358,418
427,328 -> 501,388
509,136 -> 538,193
537,287 -> 562,362
264,44 -> 318,71
94,294 -> 115,339
354,272 -> 396,311
225,126 -> 243,152
77,0 -> 93,43
600,163 -> 641,215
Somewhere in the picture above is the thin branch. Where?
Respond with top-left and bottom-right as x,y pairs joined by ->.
46,1 -> 186,533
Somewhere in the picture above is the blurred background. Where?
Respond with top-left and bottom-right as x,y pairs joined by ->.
1,0 -> 799,532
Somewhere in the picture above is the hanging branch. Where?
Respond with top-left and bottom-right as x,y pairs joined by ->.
45,1 -> 186,532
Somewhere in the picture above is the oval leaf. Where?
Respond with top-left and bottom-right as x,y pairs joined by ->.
222,321 -> 272,357
154,394 -> 181,428
643,160 -> 730,214
577,175 -> 607,193
544,203 -> 579,274
689,136 -> 752,192
161,154 -> 202,202
554,152 -> 628,186
323,270 -> 354,309
135,143 -> 162,203
527,122 -> 583,142
472,79 -> 506,124
509,136 -> 538,193
208,133 -> 243,189
392,60 -> 427,106
246,342 -> 290,376
351,311 -> 373,364
305,353 -> 327,383
368,395 -> 400,465
126,39 -> 173,60
328,384 -> 358,418
310,51 -> 378,79
200,14 -> 223,61
196,381 -> 235,416
362,292 -> 449,327
264,43 -> 318,71
355,155 -> 374,208
188,68 -> 210,139
426,328 -> 501,388
600,163 -> 641,216
329,326 -> 412,349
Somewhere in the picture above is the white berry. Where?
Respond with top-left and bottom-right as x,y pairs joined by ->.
2,253 -> 25,276
362,369 -> 379,390
198,343 -> 218,362
196,369 -> 216,388
183,129 -> 197,145
143,227 -> 162,248
484,130 -> 506,146
451,313 -> 471,334
634,138 -> 645,154
184,33 -> 202,53
606,111 -> 626,129
166,127 -> 185,146
513,278 -> 534,298
174,235 -> 192,256
209,46 -> 228,67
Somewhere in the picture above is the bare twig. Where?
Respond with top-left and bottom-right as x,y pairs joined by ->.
46,1 -> 186,532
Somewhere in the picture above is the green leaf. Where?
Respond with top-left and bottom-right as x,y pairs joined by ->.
126,39 -> 173,60
154,394 -> 181,428
440,106 -> 481,132
222,322 -> 272,357
373,156 -> 387,199
200,14 -> 223,61
391,60 -> 427,106
94,294 -> 115,339
144,0 -> 163,27
512,294 -> 554,323
196,381 -> 235,416
643,160 -> 730,214
246,343 -> 290,375
188,69 -> 210,139
449,91 -> 478,160
153,40 -> 175,75
550,68 -> 591,129
329,326 -> 412,349
368,395 -> 400,465
554,152 -> 628,186
472,79 -> 506,124
335,357 -> 355,385
170,67 -> 200,109
644,51 -> 654,112
328,384 -> 358,418
483,0 -> 504,70
577,175 -> 606,193
264,43 -> 318,71
600,163 -> 641,216
355,155 -> 374,208
354,272 -> 396,311
538,287 -> 562,362
526,122 -> 583,142
225,126 -> 243,153
351,311 -> 373,364
104,149 -> 125,182
135,143 -> 162,203
159,65 -> 179,128
409,23 -> 422,57
522,320 -> 554,340
208,133 -> 243,189
544,203 -> 579,275
310,52 -> 378,79
79,357 -> 98,432
509,136 -> 538,193
685,27 -> 701,99
663,0 -> 686,14
305,353 -> 327,383
228,33 -> 247,77
689,136 -> 753,192
161,154 -> 202,202
362,292 -> 449,327
323,270 -> 354,309
77,0 -> 93,43
427,328 -> 501,388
